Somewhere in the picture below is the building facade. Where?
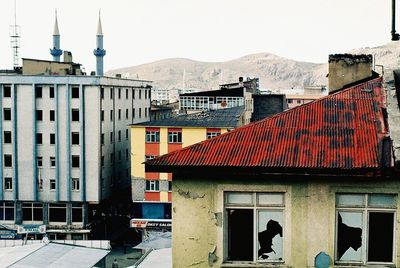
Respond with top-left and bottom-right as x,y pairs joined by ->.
130,107 -> 244,223
146,74 -> 400,267
0,75 -> 151,239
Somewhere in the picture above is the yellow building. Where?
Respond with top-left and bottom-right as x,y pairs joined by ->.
130,106 -> 245,222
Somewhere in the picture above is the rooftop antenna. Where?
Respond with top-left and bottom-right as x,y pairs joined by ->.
9,0 -> 21,68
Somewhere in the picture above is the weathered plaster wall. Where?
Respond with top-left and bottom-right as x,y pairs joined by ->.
172,175 -> 400,268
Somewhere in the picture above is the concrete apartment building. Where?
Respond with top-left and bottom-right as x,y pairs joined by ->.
0,14 -> 151,240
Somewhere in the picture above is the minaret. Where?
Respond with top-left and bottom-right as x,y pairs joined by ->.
50,10 -> 62,62
93,11 -> 106,76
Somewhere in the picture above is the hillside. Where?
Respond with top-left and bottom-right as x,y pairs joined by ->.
107,42 -> 400,91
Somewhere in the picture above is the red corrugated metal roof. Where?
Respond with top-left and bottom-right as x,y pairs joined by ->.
146,77 -> 387,171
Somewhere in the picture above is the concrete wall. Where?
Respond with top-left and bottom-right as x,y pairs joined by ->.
172,175 -> 400,267
328,54 -> 372,93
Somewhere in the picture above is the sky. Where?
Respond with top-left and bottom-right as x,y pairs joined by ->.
0,0 -> 394,73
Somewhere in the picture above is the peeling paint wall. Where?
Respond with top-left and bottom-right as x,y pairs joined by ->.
172,175 -> 400,267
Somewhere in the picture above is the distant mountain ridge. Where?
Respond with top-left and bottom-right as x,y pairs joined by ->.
107,42 -> 400,90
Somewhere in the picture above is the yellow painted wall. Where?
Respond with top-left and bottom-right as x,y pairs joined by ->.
172,176 -> 400,267
130,127 -> 146,178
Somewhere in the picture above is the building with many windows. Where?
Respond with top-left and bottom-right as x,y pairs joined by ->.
0,14 -> 151,240
130,106 -> 245,225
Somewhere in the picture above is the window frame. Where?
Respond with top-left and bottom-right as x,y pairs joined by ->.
145,180 -> 160,192
223,191 -> 286,264
22,202 -> 43,223
168,131 -> 182,143
145,131 -> 160,143
71,178 -> 80,191
4,131 -> 12,144
4,177 -> 12,190
0,201 -> 15,221
335,193 -> 397,265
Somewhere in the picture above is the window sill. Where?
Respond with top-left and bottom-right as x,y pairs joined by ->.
221,263 -> 291,268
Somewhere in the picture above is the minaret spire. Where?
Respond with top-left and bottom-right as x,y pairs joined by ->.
93,10 -> 106,76
50,9 -> 62,62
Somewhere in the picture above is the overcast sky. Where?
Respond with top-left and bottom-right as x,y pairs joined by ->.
0,0 -> 395,72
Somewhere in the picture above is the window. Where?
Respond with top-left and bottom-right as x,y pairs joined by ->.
145,107 -> 148,117
4,131 -> 11,144
118,151 -> 121,161
139,90 -> 142,99
72,86 -> 79,98
72,155 -> 80,168
207,132 -> 220,139
168,181 -> 172,191
4,177 -> 12,190
110,131 -> 114,143
72,178 -> 80,191
139,108 -> 142,118
132,89 -> 135,99
50,133 -> 55,145
4,154 -> 12,167
101,156 -> 104,167
36,110 -> 43,121
145,90 -> 147,99
168,131 -> 182,143
145,180 -> 159,191
50,179 -> 56,190
146,131 -> 160,143
50,157 -> 56,168
49,86 -> 54,98
126,109 -> 129,119
35,86 -> 42,98
72,203 -> 83,222
22,203 -> 43,222
3,108 -> 11,120
37,156 -> 43,168
126,88 -> 129,99
110,88 -> 114,99
126,129 -> 129,140
110,153 -> 114,164
126,149 -> 129,160
224,192 -> 285,262
287,99 -> 293,104
118,109 -> 121,120
0,201 -> 14,221
118,130 -> 121,141
145,155 -> 156,161
118,88 -> 121,99
50,110 -> 55,121
100,87 -> 104,99
101,133 -> 104,145
110,110 -> 113,121
3,86 -> 11,97
335,193 -> 396,264
72,132 -> 79,145
71,109 -> 79,121
48,203 -> 66,222
132,108 -> 135,118
126,168 -> 129,178
36,133 -> 43,144
101,110 -> 104,121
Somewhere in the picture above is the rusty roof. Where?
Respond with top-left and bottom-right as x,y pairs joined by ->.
146,77 -> 388,172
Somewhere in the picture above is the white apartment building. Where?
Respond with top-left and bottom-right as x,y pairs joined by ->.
0,75 -> 151,239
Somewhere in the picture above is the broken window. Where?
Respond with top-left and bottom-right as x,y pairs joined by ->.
224,192 -> 285,263
335,193 -> 396,264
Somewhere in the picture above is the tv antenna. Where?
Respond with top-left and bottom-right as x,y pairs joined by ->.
10,0 -> 21,68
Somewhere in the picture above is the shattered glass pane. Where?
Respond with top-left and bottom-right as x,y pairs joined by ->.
257,193 -> 284,206
225,192 -> 253,205
337,212 -> 363,261
336,194 -> 364,207
368,194 -> 396,208
257,210 -> 283,261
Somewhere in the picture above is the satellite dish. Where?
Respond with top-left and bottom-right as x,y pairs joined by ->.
42,236 -> 50,245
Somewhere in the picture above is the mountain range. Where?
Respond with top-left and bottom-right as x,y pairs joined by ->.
107,42 -> 400,91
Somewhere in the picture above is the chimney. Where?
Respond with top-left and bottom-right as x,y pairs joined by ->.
328,54 -> 373,93
239,76 -> 244,87
63,51 -> 73,63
